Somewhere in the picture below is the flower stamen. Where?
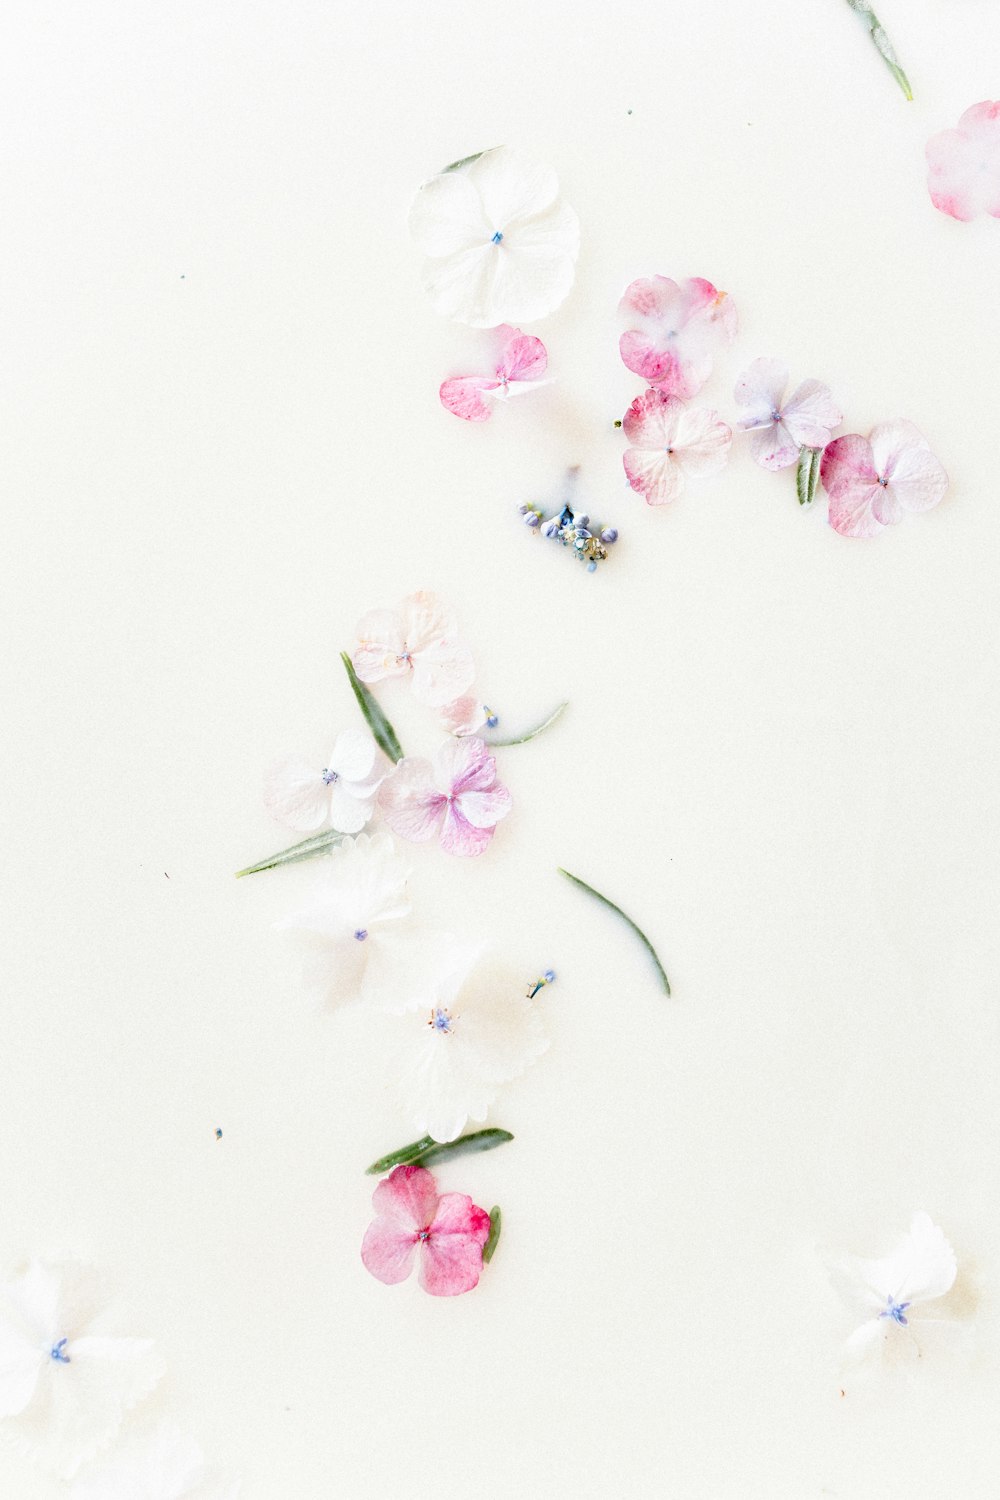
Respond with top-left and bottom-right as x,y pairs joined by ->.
49,1338 -> 71,1364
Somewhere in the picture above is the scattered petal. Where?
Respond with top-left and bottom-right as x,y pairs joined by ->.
619,275 -> 737,398
927,102 -> 1000,221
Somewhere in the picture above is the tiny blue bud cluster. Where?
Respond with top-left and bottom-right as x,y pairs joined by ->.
527,968 -> 557,999
517,501 -> 619,572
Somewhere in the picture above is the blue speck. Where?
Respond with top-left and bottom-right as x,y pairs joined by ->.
491,230 -> 503,244
50,1339 -> 70,1364
354,928 -> 368,942
321,768 -> 339,784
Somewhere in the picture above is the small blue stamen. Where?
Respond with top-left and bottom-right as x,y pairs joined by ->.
484,706 -> 499,729
544,969 -> 556,983
879,1297 -> 911,1325
50,1338 -> 71,1364
354,928 -> 368,942
429,1007 -> 453,1033
491,230 -> 503,244
321,768 -> 338,784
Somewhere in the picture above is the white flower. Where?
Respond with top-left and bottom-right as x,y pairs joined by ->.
833,1211 -> 958,1372
263,728 -> 383,834
0,1260 -> 164,1479
408,146 -> 580,327
275,833 -> 413,1008
70,1421 -> 240,1500
384,940 -> 548,1142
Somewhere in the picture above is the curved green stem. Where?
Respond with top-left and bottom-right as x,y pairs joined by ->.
235,827 -> 346,878
484,701 -> 568,747
558,868 -> 671,996
364,1128 -> 514,1176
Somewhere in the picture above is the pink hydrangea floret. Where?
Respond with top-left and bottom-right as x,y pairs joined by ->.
926,101 -> 1000,222
440,325 -> 550,422
820,421 -> 948,539
622,388 -> 732,506
734,358 -> 842,470
361,1164 -> 492,1296
619,275 -> 737,399
353,591 -> 474,709
378,734 -> 512,856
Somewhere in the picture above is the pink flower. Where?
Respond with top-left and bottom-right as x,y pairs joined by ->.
352,592 -> 474,709
622,388 -> 732,506
619,275 -> 737,399
378,736 -> 511,856
734,358 -> 842,470
440,325 -> 551,422
361,1164 -> 491,1296
820,421 -> 948,539
926,101 -> 1000,221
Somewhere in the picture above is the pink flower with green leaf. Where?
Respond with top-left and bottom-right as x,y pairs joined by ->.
378,736 -> 511,856
820,421 -> 948,538
926,101 -> 1000,222
619,275 -> 737,399
361,1164 -> 491,1296
440,325 -> 550,422
622,389 -> 731,506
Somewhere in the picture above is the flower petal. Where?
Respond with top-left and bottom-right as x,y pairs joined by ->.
926,101 -> 1000,221
623,447 -> 681,506
378,759 -> 445,842
458,784 -> 513,830
869,420 -> 948,515
734,357 -> 788,419
262,758 -> 330,832
330,727 -> 377,783
361,1220 -> 418,1286
325,781 -> 374,834
400,591 -> 457,653
27,1336 -> 165,1480
353,608 -> 406,683
419,1194 -> 491,1296
440,801 -> 495,857
669,406 -> 732,477
466,146 -> 559,229
779,379 -> 842,450
497,325 -> 548,383
440,695 -> 487,736
439,375 -> 497,422
408,170 -> 491,256
410,640 -> 476,707
479,236 -> 576,326
622,388 -> 681,449
370,1163 -> 439,1233
421,241 -> 500,326
434,734 -> 496,794
747,421 -> 799,471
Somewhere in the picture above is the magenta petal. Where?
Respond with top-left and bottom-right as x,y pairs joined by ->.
419,1193 -> 491,1296
497,325 -> 548,382
440,801 -> 495,856
819,434 -> 876,498
440,375 -> 497,422
436,734 -> 496,794
458,784 -> 512,830
378,760 -> 445,842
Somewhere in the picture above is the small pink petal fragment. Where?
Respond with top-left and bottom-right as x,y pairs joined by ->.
926,101 -> 1000,221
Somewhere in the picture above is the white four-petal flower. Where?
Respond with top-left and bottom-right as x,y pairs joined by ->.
409,146 -> 580,327
833,1211 -> 958,1371
264,728 -> 384,834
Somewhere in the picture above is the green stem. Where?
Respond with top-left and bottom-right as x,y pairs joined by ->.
483,1206 -> 502,1264
340,652 -> 404,764
364,1128 -> 514,1176
844,0 -> 913,100
235,827 -> 346,878
558,867 -> 671,996
440,150 -> 487,174
484,701 -> 568,747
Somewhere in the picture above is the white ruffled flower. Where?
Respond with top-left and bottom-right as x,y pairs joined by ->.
263,728 -> 383,834
408,146 -> 580,327
70,1421 -> 240,1500
0,1260 -> 164,1480
833,1211 -> 959,1372
384,940 -> 548,1142
275,833 -> 412,1009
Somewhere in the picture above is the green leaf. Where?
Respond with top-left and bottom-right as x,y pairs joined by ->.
483,1206 -> 502,1264
235,828 -> 346,879
440,149 -> 487,174
364,1128 -> 514,1176
484,701 -> 568,747
340,652 -> 404,764
796,447 -> 821,507
558,867 -> 671,996
844,0 -> 913,99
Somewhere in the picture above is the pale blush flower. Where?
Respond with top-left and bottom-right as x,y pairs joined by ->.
378,736 -> 512,857
275,833 -> 412,1009
408,146 -> 580,327
440,695 -> 489,736
70,1422 -> 241,1500
820,421 -> 948,538
263,728 -> 383,834
352,591 -> 474,709
440,325 -> 551,422
361,1165 -> 491,1296
619,276 -> 737,399
833,1212 -> 958,1372
622,389 -> 732,506
733,358 -> 842,470
384,942 -> 548,1142
926,101 -> 1000,221
0,1260 -> 164,1480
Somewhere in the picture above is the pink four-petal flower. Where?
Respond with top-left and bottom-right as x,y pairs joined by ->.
361,1164 -> 492,1296
926,101 -> 1000,222
378,735 -> 512,856
820,421 -> 948,539
622,388 -> 732,506
619,275 -> 737,399
734,357 -> 842,470
440,324 -> 550,422
352,591 -> 474,709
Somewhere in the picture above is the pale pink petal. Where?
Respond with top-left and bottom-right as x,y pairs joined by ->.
458,784 -> 513,829
361,1220 -> 418,1285
419,1193 -> 491,1297
378,759 -> 445,842
330,727 -> 377,783
262,758 -> 331,832
400,592 -> 457,653
669,407 -> 732,477
621,388 -> 682,449
435,734 -> 496,794
869,420 -> 948,515
371,1163 -> 439,1231
734,357 -> 788,421
440,695 -> 487,736
926,101 -> 1000,221
623,447 -> 681,506
440,375 -> 497,422
621,276 -> 735,396
748,421 -> 800,471
353,608 -> 406,683
410,640 -> 476,707
497,325 -> 548,383
780,379 -> 842,449
820,434 -> 877,498
871,484 -> 904,528
618,274 -> 685,322
827,487 -> 885,539
440,802 -> 495,856
619,328 -> 683,386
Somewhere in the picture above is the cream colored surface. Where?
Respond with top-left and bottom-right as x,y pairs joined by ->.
2,2 -> 999,1495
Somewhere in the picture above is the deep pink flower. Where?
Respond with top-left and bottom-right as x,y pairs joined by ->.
820,421 -> 948,539
440,325 -> 550,422
622,388 -> 731,506
378,735 -> 512,856
926,101 -> 1000,221
619,275 -> 737,399
361,1164 -> 491,1296
352,592 -> 474,709
734,358 -> 842,470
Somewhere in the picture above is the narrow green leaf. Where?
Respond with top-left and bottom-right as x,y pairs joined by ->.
340,652 -> 404,764
796,447 -> 821,507
844,0 -> 913,99
484,701 -> 568,747
440,150 -> 487,174
558,867 -> 671,996
483,1206 -> 502,1264
235,828 -> 346,878
365,1128 -> 514,1176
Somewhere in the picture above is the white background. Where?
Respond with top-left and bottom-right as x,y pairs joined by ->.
2,2 -> 999,1495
